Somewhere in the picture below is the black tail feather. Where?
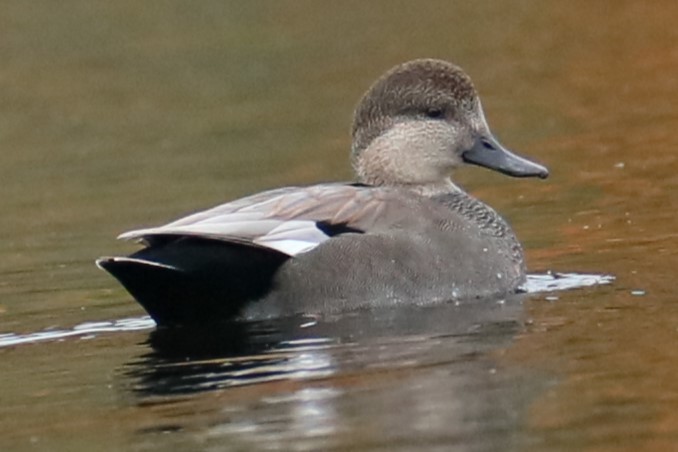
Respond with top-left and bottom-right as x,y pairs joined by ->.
97,238 -> 289,326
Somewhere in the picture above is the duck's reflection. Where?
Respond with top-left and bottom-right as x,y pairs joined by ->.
123,296 -> 541,449
126,316 -> 339,395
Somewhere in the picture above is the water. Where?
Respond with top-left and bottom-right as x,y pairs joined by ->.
2,1 -> 678,450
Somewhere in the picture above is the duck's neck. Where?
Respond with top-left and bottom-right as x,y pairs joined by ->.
357,177 -> 465,198
405,178 -> 464,198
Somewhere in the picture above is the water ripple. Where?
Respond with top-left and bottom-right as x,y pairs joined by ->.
523,272 -> 615,293
0,316 -> 155,347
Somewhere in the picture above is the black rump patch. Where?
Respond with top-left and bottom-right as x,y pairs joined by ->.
315,221 -> 364,237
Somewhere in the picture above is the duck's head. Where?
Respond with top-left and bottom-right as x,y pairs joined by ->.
351,59 -> 548,186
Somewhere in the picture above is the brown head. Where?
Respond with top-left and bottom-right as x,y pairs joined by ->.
351,59 -> 548,186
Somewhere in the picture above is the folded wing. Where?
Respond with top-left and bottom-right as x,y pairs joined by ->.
119,184 -> 417,256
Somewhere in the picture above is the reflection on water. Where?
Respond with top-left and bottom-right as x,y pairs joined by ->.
110,274 -> 607,449
127,302 -> 518,394
128,319 -> 339,395
124,299 -> 535,449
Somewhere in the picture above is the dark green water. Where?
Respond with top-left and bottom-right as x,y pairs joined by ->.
2,1 -> 678,450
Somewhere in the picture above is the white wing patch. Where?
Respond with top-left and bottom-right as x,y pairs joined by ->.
253,220 -> 330,255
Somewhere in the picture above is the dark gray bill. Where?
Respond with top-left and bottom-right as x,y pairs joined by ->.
462,135 -> 549,179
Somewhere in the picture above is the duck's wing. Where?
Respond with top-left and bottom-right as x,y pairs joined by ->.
119,184 -> 417,256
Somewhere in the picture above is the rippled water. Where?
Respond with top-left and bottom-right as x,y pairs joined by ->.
2,1 -> 678,451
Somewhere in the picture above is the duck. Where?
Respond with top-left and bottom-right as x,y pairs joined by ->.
97,58 -> 548,327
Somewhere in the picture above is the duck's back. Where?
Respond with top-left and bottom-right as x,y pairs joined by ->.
246,187 -> 526,318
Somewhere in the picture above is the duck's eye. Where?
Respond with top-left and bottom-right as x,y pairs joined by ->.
425,109 -> 444,119
480,138 -> 496,150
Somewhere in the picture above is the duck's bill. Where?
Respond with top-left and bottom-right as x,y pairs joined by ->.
462,135 -> 549,179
